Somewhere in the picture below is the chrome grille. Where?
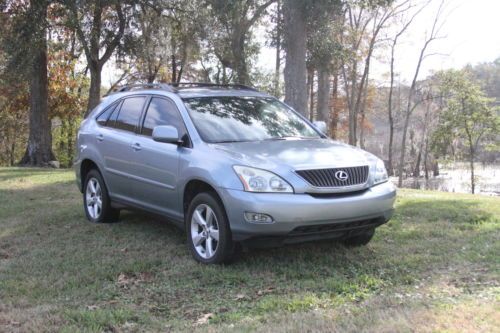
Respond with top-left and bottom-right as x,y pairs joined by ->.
296,166 -> 369,188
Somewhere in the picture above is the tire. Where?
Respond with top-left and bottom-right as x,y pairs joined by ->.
186,192 -> 234,264
83,169 -> 120,223
343,228 -> 375,247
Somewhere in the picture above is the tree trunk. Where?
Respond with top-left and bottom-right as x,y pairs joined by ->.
330,70 -> 339,139
87,62 -> 102,115
274,0 -> 281,96
20,2 -> 55,166
316,68 -> 330,123
10,141 -> 16,167
397,114 -> 411,186
232,33 -> 249,85
283,0 -> 308,116
359,110 -> 366,149
308,68 -> 315,121
387,42 -> 396,176
171,53 -> 177,83
470,156 -> 475,194
413,150 -> 421,177
347,63 -> 358,146
67,121 -> 75,167
467,132 -> 476,194
424,137 -> 429,180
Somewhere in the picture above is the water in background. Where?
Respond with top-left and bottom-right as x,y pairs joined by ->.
392,163 -> 500,196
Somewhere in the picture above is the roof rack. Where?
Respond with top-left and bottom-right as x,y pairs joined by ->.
170,82 -> 258,91
108,82 -> 259,96
116,83 -> 177,93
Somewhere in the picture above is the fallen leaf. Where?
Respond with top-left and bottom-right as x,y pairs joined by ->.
234,293 -> 247,301
117,273 -> 131,287
195,313 -> 213,326
257,287 -> 275,296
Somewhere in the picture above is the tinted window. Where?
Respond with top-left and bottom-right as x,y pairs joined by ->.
96,102 -> 118,126
107,101 -> 121,128
142,97 -> 187,137
114,97 -> 146,132
183,97 -> 320,143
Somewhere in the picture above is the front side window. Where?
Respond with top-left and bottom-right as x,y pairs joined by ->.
183,96 -> 321,143
114,97 -> 146,132
142,97 -> 187,137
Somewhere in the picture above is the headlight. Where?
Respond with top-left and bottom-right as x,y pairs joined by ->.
373,159 -> 388,185
233,166 -> 293,193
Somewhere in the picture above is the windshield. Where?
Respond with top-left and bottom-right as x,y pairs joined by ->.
183,96 -> 321,143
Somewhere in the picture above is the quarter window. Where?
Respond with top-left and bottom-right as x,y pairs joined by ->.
96,102 -> 119,126
114,97 -> 146,132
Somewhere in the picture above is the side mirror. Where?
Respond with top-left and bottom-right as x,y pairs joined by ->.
313,121 -> 327,134
152,125 -> 181,144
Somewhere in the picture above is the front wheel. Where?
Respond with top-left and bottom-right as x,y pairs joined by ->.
186,192 -> 234,264
83,169 -> 120,223
343,228 -> 375,247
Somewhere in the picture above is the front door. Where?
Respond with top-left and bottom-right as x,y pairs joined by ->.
128,96 -> 190,219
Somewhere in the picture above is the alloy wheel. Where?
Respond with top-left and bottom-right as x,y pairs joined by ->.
190,204 -> 220,259
85,177 -> 102,219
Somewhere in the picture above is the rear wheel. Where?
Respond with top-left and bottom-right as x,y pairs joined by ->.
186,192 -> 234,264
343,228 -> 375,247
83,169 -> 120,223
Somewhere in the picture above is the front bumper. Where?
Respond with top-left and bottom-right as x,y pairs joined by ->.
218,181 -> 396,242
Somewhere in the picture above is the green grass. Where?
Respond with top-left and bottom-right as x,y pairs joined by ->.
0,167 -> 499,332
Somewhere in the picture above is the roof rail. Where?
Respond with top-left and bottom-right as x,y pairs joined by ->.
170,82 -> 258,91
115,83 -> 177,93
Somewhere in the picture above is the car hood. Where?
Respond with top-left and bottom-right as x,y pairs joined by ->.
210,139 -> 374,170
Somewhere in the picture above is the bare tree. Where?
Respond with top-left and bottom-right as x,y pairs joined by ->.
397,0 -> 446,186
387,1 -> 427,175
341,1 -> 409,146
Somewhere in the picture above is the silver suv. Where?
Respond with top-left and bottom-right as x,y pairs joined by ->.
75,83 -> 396,264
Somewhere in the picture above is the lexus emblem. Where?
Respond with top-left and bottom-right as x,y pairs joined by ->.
335,170 -> 349,181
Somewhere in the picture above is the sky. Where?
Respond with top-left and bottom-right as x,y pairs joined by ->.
256,0 -> 500,84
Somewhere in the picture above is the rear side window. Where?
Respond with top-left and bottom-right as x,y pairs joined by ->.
96,102 -> 119,126
142,97 -> 187,137
114,97 -> 146,132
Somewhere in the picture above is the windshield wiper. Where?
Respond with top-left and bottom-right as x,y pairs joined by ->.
264,136 -> 309,141
212,139 -> 253,144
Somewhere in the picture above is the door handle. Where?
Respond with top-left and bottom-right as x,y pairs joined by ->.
96,134 -> 104,141
130,142 -> 142,151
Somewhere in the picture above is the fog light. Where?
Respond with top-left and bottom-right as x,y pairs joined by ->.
244,212 -> 274,224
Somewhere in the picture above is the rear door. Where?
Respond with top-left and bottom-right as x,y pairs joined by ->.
128,96 -> 190,218
96,96 -> 147,201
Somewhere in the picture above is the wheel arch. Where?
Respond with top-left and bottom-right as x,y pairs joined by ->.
80,159 -> 103,190
182,179 -> 226,216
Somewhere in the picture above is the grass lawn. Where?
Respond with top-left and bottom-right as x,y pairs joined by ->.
0,167 -> 499,332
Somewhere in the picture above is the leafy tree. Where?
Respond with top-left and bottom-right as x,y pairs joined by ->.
432,70 -> 499,194
306,0 -> 343,123
205,0 -> 275,85
63,0 -> 129,115
48,49 -> 85,167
